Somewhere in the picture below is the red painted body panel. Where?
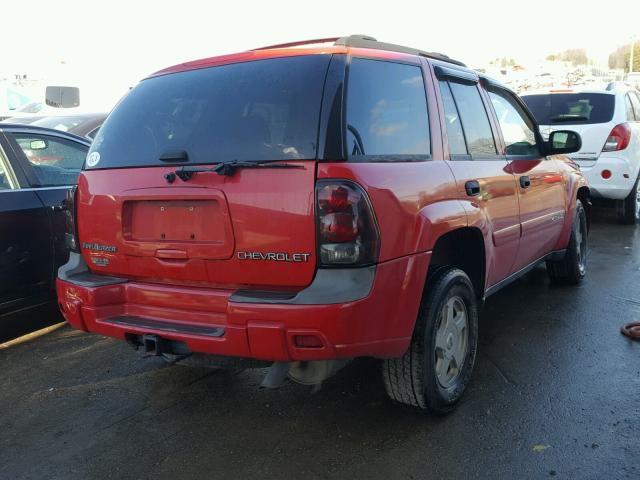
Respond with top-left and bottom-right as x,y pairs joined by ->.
444,159 -> 520,287
76,164 -> 317,289
508,158 -> 567,271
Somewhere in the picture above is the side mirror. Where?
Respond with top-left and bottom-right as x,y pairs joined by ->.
546,130 -> 582,155
45,86 -> 80,108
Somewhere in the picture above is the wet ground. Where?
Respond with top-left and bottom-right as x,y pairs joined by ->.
1,207 -> 638,480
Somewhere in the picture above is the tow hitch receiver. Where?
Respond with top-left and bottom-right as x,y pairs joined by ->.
142,334 -> 166,355
125,333 -> 190,356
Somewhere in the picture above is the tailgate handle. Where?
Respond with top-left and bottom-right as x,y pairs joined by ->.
156,249 -> 188,260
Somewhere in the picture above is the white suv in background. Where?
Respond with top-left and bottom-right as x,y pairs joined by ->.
522,85 -> 640,223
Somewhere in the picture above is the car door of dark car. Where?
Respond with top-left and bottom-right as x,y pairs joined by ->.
3,130 -> 89,285
0,134 -> 51,315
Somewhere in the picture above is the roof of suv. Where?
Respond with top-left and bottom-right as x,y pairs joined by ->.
149,35 -> 468,79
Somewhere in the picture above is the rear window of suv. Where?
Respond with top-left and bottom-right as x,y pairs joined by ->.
87,55 -> 331,169
521,93 -> 615,125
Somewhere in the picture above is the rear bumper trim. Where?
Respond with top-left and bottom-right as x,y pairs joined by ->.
56,253 -> 431,361
230,266 -> 376,304
104,315 -> 225,337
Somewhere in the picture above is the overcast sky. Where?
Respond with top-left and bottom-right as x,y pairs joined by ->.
3,0 -> 639,108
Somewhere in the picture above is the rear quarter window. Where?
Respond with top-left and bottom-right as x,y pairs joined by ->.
521,93 -> 615,125
345,58 -> 430,160
88,55 -> 331,169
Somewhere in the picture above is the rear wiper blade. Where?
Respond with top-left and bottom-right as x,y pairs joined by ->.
550,114 -> 589,123
174,160 -> 304,181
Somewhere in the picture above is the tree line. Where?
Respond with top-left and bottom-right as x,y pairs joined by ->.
608,42 -> 640,72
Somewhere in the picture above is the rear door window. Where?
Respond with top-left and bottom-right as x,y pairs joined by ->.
346,58 -> 430,160
440,81 -> 497,158
521,93 -> 615,125
6,133 -> 87,186
88,55 -> 331,169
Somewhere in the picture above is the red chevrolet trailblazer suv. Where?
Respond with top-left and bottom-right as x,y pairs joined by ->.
57,36 -> 589,413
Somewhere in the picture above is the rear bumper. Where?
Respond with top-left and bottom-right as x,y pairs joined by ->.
56,252 -> 430,361
581,154 -> 638,200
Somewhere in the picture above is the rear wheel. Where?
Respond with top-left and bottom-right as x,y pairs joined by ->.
547,199 -> 587,284
617,175 -> 640,225
382,267 -> 478,414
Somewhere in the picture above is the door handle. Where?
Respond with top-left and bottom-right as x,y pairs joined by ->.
465,180 -> 481,196
519,176 -> 531,188
156,249 -> 188,260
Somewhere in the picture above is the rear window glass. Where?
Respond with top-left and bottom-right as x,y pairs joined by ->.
87,55 -> 331,169
521,93 -> 615,125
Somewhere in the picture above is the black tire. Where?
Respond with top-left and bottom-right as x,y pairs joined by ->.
546,199 -> 587,284
617,175 -> 640,225
382,267 -> 478,414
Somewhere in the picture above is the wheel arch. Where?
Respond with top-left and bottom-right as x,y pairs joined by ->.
426,227 -> 486,300
577,185 -> 592,231
555,174 -> 591,250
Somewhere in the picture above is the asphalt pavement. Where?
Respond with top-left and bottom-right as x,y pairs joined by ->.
1,206 -> 638,480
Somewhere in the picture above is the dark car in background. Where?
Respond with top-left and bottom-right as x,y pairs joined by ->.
1,113 -> 107,140
0,124 -> 90,341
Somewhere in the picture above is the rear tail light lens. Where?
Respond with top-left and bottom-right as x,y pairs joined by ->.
601,169 -> 612,179
64,186 -> 79,252
602,123 -> 631,152
316,181 -> 379,266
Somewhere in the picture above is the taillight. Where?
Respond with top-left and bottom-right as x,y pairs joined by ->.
602,123 -> 631,152
316,181 -> 379,266
64,186 -> 79,252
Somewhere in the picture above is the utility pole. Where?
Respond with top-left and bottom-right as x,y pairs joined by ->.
630,38 -> 635,73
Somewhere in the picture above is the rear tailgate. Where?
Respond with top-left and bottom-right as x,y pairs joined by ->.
77,163 -> 316,288
76,54 -> 332,289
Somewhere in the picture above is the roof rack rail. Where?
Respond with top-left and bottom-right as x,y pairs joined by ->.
254,37 -> 339,51
252,35 -> 466,67
334,35 -> 466,67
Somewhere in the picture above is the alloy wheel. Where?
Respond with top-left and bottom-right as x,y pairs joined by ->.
434,296 -> 469,388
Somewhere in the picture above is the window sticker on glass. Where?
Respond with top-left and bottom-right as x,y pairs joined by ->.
86,152 -> 101,167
